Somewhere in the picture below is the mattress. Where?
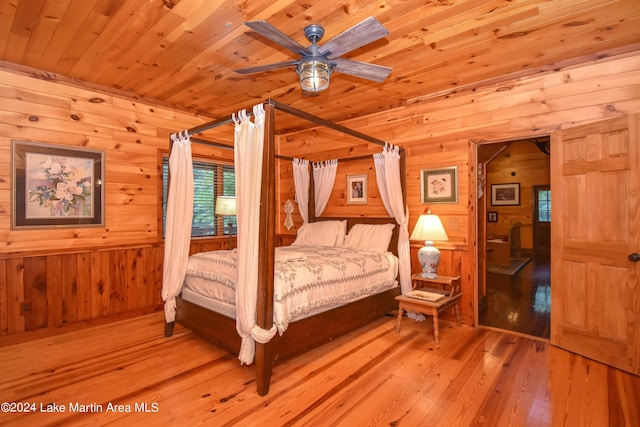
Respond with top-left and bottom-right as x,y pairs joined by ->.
182,245 -> 399,334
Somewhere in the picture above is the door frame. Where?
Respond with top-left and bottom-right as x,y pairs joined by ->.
472,134 -> 551,331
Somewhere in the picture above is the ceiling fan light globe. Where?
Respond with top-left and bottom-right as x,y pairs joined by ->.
298,60 -> 331,92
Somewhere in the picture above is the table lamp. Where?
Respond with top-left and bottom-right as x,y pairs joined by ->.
410,211 -> 449,279
215,196 -> 236,249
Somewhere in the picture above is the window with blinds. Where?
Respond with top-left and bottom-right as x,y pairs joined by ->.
537,189 -> 551,222
162,156 -> 235,238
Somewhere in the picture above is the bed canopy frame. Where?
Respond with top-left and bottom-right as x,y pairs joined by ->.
165,99 -> 407,395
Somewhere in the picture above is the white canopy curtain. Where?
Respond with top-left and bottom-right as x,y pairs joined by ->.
313,159 -> 338,217
234,104 -> 277,365
374,143 -> 412,294
161,130 -> 194,323
292,158 -> 309,223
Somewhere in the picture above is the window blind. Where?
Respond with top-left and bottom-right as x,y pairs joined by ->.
162,156 -> 235,238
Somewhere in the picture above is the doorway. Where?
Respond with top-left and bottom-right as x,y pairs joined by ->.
477,138 -> 551,339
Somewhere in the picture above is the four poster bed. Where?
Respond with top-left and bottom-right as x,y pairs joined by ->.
162,100 -> 410,396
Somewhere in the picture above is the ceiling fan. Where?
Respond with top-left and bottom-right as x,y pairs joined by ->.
234,17 -> 392,93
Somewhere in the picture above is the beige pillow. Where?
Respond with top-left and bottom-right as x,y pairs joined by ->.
291,220 -> 347,247
342,223 -> 395,253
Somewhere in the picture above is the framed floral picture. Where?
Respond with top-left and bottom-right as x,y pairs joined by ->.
11,140 -> 104,229
420,166 -> 458,203
347,174 -> 368,204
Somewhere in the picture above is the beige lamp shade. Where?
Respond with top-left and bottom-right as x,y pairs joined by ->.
215,196 -> 236,216
410,212 -> 449,243
410,211 -> 449,279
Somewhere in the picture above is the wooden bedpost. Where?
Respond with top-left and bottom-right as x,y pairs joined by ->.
309,165 -> 316,222
255,101 -> 276,396
399,147 -> 406,203
164,136 -> 175,337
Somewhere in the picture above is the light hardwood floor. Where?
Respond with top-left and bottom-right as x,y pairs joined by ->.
2,312 -> 639,426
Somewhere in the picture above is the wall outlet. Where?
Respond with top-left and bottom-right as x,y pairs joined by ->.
21,301 -> 32,316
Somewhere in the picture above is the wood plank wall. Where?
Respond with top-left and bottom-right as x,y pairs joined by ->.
277,51 -> 640,328
0,68 -> 233,339
2,51 -> 640,341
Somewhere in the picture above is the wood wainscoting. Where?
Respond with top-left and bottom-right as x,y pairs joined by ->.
0,245 -> 164,340
0,238 -> 232,342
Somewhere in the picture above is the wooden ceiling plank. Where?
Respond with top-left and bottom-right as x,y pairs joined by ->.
3,32 -> 29,66
391,0 -> 540,46
68,0 -> 161,80
1,0 -> 639,131
379,1 -> 640,83
158,1 -> 394,110
116,0 -> 252,95
100,0 -> 208,73
166,0 -> 379,96
21,0 -> 72,66
51,3 -> 113,76
329,1 -> 544,81
449,18 -> 640,84
159,0 -> 624,120
129,0 -> 312,97
416,55 -> 640,128
56,0 -> 139,79
221,1 -> 350,72
37,0 -> 98,71
408,0 -> 590,54
0,0 -> 19,59
9,0 -> 46,38
375,0 -> 613,70
3,0 -> 46,63
88,4 -> 184,88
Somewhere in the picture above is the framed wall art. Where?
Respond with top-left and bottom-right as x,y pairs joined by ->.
11,140 -> 105,229
347,174 -> 368,205
420,166 -> 458,204
488,211 -> 498,222
491,183 -> 520,206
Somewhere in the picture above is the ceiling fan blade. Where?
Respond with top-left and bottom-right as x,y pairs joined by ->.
320,17 -> 389,59
244,21 -> 311,56
332,58 -> 392,82
235,60 -> 298,74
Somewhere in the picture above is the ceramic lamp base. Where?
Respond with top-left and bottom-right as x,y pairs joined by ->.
417,241 -> 441,279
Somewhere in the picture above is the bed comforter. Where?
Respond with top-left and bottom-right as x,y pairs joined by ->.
182,245 -> 399,334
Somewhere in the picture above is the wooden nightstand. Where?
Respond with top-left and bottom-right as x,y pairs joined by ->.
395,274 -> 462,344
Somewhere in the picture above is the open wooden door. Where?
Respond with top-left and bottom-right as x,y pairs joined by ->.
550,114 -> 640,375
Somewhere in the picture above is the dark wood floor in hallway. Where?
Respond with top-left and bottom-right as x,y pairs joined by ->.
481,254 -> 551,339
2,310 -> 639,426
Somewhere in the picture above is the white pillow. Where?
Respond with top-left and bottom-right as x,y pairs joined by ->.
342,223 -> 395,253
291,220 -> 347,247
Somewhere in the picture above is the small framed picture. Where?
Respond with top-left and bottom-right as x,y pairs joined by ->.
491,183 -> 520,206
488,211 -> 498,222
420,166 -> 458,204
11,140 -> 105,229
347,174 -> 368,205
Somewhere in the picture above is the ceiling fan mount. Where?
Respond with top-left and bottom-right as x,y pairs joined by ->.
303,24 -> 325,44
235,17 -> 392,93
